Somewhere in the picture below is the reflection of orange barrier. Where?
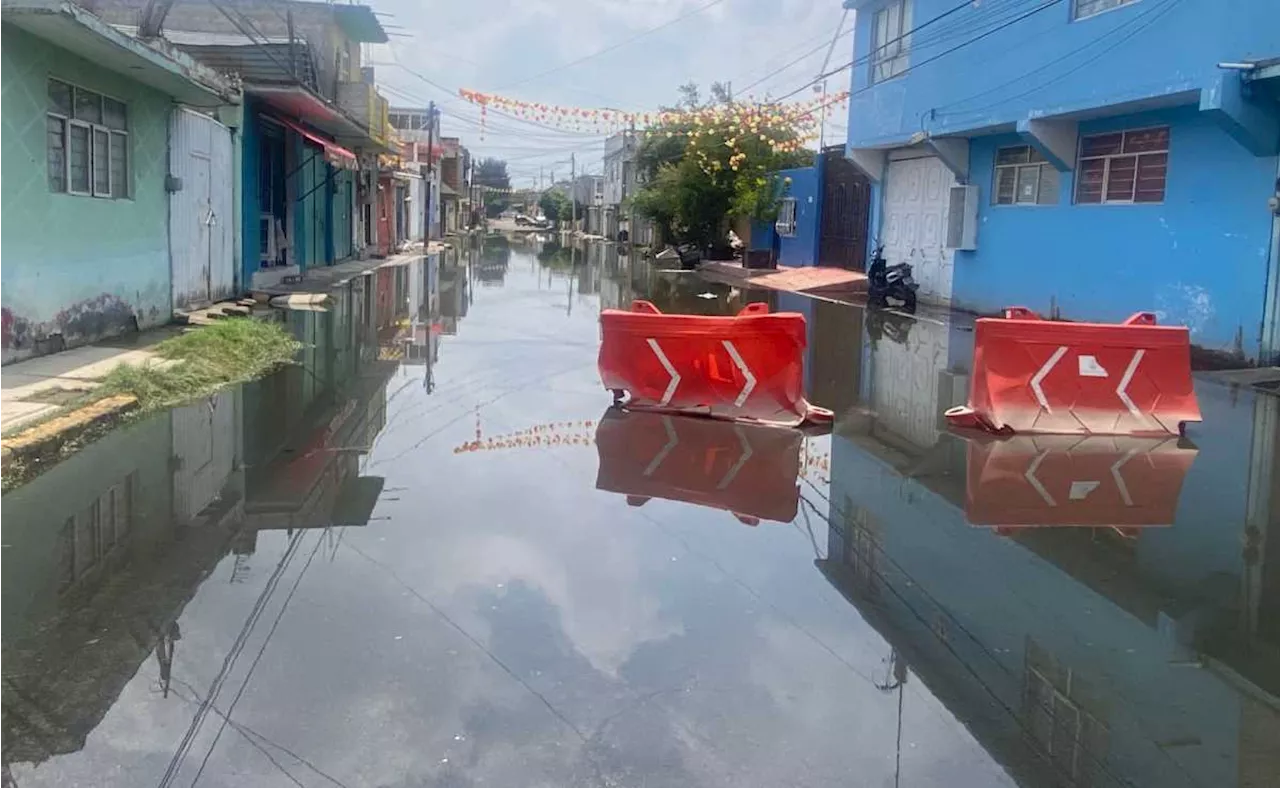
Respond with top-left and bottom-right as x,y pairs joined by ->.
598,301 -> 831,426
946,308 -> 1201,436
594,408 -> 802,524
961,432 -> 1198,528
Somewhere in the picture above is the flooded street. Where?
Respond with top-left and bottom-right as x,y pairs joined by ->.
3,236 -> 1277,788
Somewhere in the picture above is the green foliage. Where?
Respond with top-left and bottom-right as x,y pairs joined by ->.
632,84 -> 815,246
539,190 -> 571,224
474,157 -> 511,189
485,195 -> 511,218
536,239 -> 578,269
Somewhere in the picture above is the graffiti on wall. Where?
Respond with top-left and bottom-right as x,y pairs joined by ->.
2,294 -> 139,364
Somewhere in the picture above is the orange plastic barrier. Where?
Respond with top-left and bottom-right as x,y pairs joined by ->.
960,432 -> 1197,529
946,308 -> 1201,436
594,408 -> 802,524
598,301 -> 832,426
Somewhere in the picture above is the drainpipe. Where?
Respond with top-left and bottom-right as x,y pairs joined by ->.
1263,169 -> 1280,365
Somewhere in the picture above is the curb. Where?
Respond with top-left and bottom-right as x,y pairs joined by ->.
1,394 -> 139,469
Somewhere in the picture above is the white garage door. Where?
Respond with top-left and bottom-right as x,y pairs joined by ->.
882,156 -> 955,303
871,317 -> 951,450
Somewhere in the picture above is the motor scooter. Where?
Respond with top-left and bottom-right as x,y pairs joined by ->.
867,244 -> 918,311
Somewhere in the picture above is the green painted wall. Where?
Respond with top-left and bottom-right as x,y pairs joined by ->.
1,26 -> 174,363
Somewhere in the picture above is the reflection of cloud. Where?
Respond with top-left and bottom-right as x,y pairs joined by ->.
430,532 -> 682,677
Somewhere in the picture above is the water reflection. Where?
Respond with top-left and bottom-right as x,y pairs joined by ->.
475,234 -> 511,287
1,237 -> 1276,788
590,236 -> 1280,786
0,256 -> 435,776
594,407 -> 805,525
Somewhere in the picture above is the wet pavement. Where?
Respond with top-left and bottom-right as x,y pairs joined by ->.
3,236 -> 1278,788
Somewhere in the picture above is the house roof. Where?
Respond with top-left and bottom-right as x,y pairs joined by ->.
2,0 -> 237,106
178,41 -> 318,89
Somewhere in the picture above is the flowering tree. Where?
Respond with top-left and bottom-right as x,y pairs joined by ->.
631,85 -> 819,247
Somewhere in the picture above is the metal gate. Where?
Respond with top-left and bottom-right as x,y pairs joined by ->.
819,148 -> 872,270
169,109 -> 234,310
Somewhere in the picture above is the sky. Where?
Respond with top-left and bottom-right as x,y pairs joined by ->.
364,0 -> 853,187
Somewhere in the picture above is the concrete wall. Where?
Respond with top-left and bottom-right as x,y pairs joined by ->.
846,0 -> 1280,146
1,27 -> 174,363
954,106 -> 1278,354
845,0 -> 1280,358
776,166 -> 822,268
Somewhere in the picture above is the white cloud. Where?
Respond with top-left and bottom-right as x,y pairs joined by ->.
365,0 -> 850,184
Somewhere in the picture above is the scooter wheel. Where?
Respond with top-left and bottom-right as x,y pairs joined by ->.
901,290 -> 917,312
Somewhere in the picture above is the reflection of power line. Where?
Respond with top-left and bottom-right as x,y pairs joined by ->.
169,679 -> 350,788
797,489 -> 1131,787
156,530 -> 305,788
189,533 -> 327,787
346,543 -> 588,739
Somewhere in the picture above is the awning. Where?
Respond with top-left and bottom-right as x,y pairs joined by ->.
5,1 -> 236,107
274,116 -> 357,169
249,84 -> 397,155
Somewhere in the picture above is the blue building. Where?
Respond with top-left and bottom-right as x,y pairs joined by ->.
752,149 -> 873,269
843,0 -> 1280,363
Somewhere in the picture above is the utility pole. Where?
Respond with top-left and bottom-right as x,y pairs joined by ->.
570,152 -> 576,237
424,101 -> 436,241
627,117 -> 636,248
817,8 -> 848,152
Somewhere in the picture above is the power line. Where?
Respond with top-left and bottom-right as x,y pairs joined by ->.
498,0 -> 729,90
733,25 -> 854,99
772,0 -> 1066,106
930,0 -> 1184,119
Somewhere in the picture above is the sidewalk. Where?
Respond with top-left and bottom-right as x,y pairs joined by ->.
1,330 -> 175,433
251,243 -> 446,297
2,246 -> 444,433
697,261 -> 868,299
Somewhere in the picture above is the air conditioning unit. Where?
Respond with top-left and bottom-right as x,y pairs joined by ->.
946,184 -> 979,251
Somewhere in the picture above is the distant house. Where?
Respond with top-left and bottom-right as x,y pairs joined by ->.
602,130 -> 657,245
1,0 -> 237,363
843,0 -> 1280,362
390,106 -> 441,240
438,137 -> 471,235
96,0 -> 396,288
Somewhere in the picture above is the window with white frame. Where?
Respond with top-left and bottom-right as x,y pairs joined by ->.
1073,0 -> 1140,21
871,0 -> 912,84
48,79 -> 129,199
993,145 -> 1060,205
775,197 -> 798,237
1074,127 -> 1169,205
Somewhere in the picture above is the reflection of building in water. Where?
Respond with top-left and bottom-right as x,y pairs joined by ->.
2,392 -> 246,769
1,270 -> 403,774
824,367 -> 1280,787
241,277 -> 397,534
475,235 -> 511,286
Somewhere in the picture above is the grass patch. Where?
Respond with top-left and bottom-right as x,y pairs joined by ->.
96,319 -> 301,412
2,319 -> 300,491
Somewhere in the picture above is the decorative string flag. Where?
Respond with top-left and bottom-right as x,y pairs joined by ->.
455,88 -> 850,151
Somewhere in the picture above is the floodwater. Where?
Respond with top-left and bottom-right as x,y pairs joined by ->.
3,235 -> 1277,788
